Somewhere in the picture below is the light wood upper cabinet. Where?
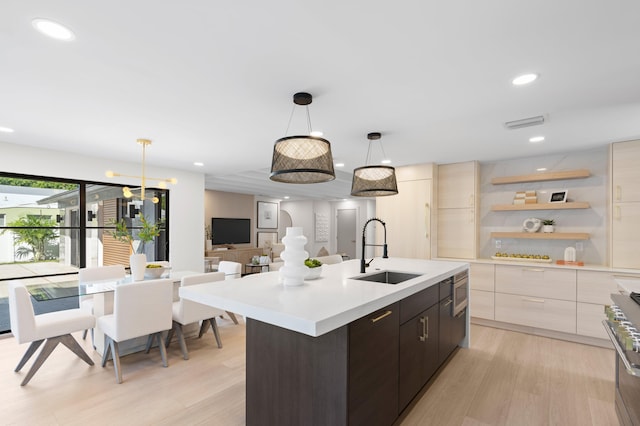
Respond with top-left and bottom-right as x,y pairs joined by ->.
376,164 -> 432,260
438,161 -> 477,209
612,140 -> 640,203
436,161 -> 478,259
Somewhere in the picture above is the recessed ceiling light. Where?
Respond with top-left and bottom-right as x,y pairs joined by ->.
512,73 -> 538,86
193,162 -> 204,167
0,126 -> 15,133
335,162 -> 345,167
380,159 -> 391,164
529,136 -> 545,143
283,196 -> 290,199
537,167 -> 547,171
310,130 -> 323,137
32,18 -> 75,41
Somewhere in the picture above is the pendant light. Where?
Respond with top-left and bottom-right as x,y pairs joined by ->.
270,92 -> 335,184
350,132 -> 398,197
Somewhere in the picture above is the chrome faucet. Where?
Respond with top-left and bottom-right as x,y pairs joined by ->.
361,217 -> 388,273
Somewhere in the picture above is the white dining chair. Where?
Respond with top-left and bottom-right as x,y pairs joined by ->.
78,265 -> 126,343
166,272 -> 226,360
8,282 -> 96,386
98,278 -> 173,384
216,261 -> 243,324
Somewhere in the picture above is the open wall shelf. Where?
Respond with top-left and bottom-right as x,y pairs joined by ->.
491,169 -> 590,185
491,202 -> 590,211
490,232 -> 590,240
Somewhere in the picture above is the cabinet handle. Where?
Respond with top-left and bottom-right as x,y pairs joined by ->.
522,268 -> 545,273
522,297 -> 545,303
469,194 -> 474,207
370,310 -> 393,323
615,205 -> 621,220
616,185 -> 622,202
444,299 -> 453,307
424,203 -> 430,239
419,316 -> 428,341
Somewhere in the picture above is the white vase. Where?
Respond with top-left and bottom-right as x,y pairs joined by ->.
130,253 -> 147,281
205,240 -> 213,251
279,227 -> 308,287
542,225 -> 555,233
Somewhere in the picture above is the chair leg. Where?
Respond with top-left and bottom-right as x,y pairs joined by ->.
15,339 -> 44,372
165,325 -> 175,347
198,320 -> 210,338
58,334 -> 94,366
208,318 -> 223,349
20,338 -> 59,386
82,329 -> 88,340
101,336 -> 111,366
174,323 -> 189,360
226,311 -> 239,325
155,333 -> 169,367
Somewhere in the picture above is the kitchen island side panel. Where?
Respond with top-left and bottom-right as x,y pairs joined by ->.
246,318 -> 349,426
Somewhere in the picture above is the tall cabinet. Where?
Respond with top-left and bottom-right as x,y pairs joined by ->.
611,139 -> 640,269
376,164 -> 432,259
436,161 -> 479,259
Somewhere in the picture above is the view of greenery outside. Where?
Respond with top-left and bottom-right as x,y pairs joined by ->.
0,173 -> 169,334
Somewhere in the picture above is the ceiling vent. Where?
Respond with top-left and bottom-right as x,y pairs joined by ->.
504,115 -> 545,130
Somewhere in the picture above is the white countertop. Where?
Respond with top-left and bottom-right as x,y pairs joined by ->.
180,258 -> 468,337
615,277 -> 640,295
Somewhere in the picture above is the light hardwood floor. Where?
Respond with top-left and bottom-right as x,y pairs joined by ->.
0,322 -> 618,426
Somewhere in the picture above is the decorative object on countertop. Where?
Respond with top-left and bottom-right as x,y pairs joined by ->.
557,246 -> 584,265
270,92 -> 335,184
304,258 -> 323,280
542,219 -> 555,233
492,252 -> 552,263
279,227 -> 309,286
522,217 -> 541,233
144,264 -> 166,278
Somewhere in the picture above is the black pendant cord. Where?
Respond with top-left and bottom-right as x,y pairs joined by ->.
365,140 -> 373,165
284,105 -> 313,136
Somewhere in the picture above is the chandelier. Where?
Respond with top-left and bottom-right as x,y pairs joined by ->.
350,132 -> 398,197
106,138 -> 177,204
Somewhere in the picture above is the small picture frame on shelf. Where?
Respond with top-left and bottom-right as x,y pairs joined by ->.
549,190 -> 568,203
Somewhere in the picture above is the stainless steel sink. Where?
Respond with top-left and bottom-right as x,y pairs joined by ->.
351,271 -> 422,285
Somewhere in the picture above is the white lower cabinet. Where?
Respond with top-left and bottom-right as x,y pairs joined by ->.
577,302 -> 608,339
470,289 -> 494,320
495,293 -> 577,334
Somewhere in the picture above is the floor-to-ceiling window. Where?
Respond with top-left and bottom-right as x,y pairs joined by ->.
0,173 -> 169,334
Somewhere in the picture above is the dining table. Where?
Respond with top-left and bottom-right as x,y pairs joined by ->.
26,270 -> 200,356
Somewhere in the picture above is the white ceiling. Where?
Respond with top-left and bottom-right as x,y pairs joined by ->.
2,1 -> 640,201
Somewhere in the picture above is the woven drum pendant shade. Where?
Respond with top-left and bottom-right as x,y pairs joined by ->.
270,135 -> 335,183
269,92 -> 336,184
351,165 -> 398,196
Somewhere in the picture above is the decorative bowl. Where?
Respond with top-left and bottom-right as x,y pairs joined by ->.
305,265 -> 322,280
144,265 -> 166,278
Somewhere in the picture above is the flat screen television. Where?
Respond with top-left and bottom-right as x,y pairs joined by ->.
211,218 -> 251,245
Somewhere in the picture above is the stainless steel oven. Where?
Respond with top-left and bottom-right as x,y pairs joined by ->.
603,293 -> 640,426
452,270 -> 468,317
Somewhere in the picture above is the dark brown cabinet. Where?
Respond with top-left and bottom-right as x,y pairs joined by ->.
399,303 -> 439,411
348,303 -> 399,426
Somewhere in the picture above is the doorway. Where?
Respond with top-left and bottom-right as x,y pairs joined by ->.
337,208 -> 357,260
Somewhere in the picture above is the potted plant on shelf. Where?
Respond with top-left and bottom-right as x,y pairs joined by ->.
542,219 -> 555,233
108,216 -> 164,281
205,224 -> 213,251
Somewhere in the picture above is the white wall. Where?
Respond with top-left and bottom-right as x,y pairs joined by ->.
0,141 -> 205,273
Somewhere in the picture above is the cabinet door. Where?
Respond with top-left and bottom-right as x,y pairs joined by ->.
470,289 -> 494,320
376,179 -> 431,259
349,303 -> 399,426
612,202 -> 640,269
437,208 -> 477,259
495,265 -> 576,301
437,162 -> 477,208
495,293 -> 577,334
577,302 -> 608,339
398,303 -> 439,412
470,263 -> 495,291
576,270 -> 620,304
612,140 -> 640,203
439,296 -> 458,364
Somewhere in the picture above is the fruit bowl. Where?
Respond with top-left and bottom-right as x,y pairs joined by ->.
144,265 -> 167,278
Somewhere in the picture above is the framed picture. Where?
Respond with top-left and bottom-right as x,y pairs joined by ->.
549,190 -> 568,203
257,231 -> 278,248
257,201 -> 278,228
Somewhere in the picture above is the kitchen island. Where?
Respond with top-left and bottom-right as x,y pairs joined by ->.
180,258 -> 469,426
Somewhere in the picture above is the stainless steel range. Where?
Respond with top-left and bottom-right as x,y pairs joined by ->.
604,291 -> 640,426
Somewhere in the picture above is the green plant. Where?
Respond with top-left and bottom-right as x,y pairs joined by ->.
542,219 -> 555,226
107,216 -> 164,254
304,258 -> 322,268
205,224 -> 213,240
1,215 -> 58,261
